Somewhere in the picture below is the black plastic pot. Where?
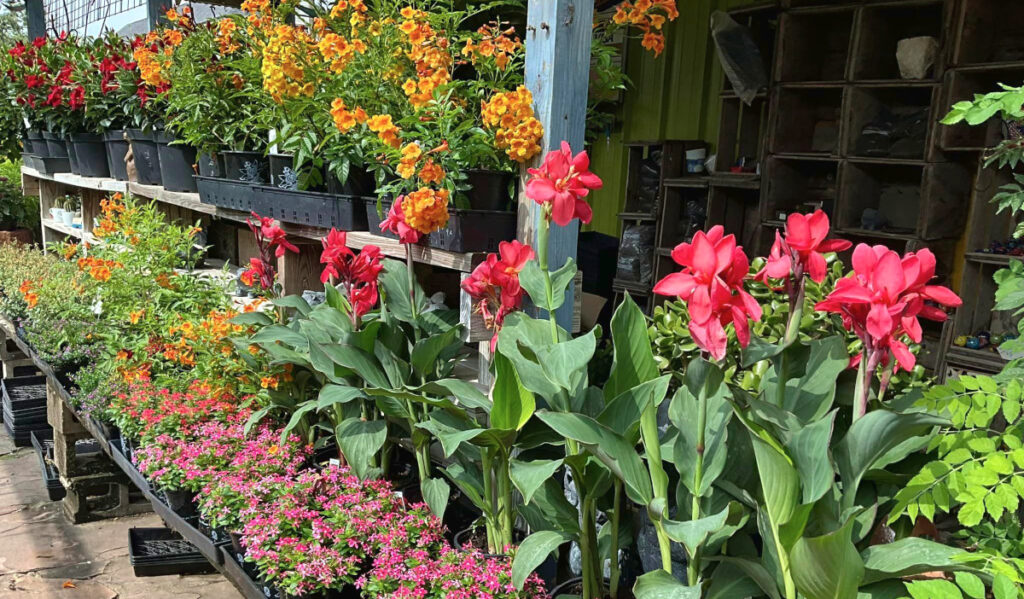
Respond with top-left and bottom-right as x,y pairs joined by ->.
103,129 -> 130,181
327,164 -> 375,196
465,169 -> 516,211
128,528 -> 216,577
27,129 -> 48,157
162,488 -> 198,517
70,133 -> 110,178
197,152 -> 225,178
21,152 -> 41,171
64,139 -> 80,175
36,156 -> 71,175
155,132 -> 198,192
429,208 -> 517,253
256,186 -> 369,230
125,128 -> 162,185
31,430 -> 65,501
42,131 -> 68,159
268,153 -> 294,189
196,176 -> 259,212
222,150 -> 268,184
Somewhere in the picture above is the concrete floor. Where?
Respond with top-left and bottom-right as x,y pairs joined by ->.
0,433 -> 242,599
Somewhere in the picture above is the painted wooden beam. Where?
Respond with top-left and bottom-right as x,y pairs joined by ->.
147,0 -> 171,31
26,0 -> 45,40
520,0 -> 594,330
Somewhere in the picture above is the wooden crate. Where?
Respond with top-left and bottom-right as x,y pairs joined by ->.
842,85 -> 939,160
952,0 -> 1024,67
707,185 -> 763,252
962,164 -> 1024,255
850,0 -> 947,82
715,96 -> 770,174
721,3 -> 780,94
763,156 -> 839,221
939,65 -> 1024,151
656,180 -> 710,251
775,7 -> 855,83
770,86 -> 846,156
621,142 -> 688,215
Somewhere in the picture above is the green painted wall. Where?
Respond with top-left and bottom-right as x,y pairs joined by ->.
585,0 -> 759,237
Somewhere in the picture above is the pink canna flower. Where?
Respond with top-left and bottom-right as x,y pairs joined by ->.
816,245 -> 961,376
319,229 -> 383,325
379,197 -> 421,244
758,210 -> 851,283
653,225 -> 762,360
525,142 -> 603,227
462,240 -> 535,352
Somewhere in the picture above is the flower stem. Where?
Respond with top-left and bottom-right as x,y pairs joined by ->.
641,401 -> 672,574
535,214 -> 559,343
405,244 -> 418,323
609,480 -> 622,599
687,375 -> 708,586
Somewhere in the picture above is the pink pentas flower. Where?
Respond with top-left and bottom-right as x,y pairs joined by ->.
526,141 -> 603,227
815,244 -> 961,373
653,225 -> 762,360
380,197 -> 421,244
758,210 -> 851,283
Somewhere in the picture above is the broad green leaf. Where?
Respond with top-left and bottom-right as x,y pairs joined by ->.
410,326 -> 461,378
496,313 -> 561,401
906,580 -> 963,599
316,342 -> 390,389
421,477 -> 450,522
992,574 -> 1017,599
416,413 -> 482,458
534,330 -> 596,393
706,562 -> 771,599
600,375 -> 672,440
317,384 -> 363,409
335,418 -> 386,480
510,458 -> 563,505
670,359 -> 733,498
954,572 -> 985,599
661,502 -> 743,558
416,379 -> 490,411
511,531 -> 570,590
749,433 -> 800,539
272,294 -> 312,316
714,557 -> 782,599
379,258 -> 426,324
632,570 -> 701,599
787,411 -> 837,504
518,259 -> 577,312
605,293 -> 659,400
517,478 -> 581,534
861,538 -> 971,584
790,518 -> 863,599
230,311 -> 274,326
491,352 -> 535,432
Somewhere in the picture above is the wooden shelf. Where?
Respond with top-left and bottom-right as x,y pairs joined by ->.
964,251 -> 1024,266
836,227 -> 917,241
129,182 -> 217,215
612,277 -> 651,293
618,212 -> 656,221
21,165 -> 127,193
42,219 -> 95,243
662,176 -> 710,189
709,175 -> 761,189
946,345 -> 1007,372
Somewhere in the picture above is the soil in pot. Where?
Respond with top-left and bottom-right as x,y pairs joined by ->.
197,152 -> 225,178
126,129 -> 162,185
71,133 -> 110,178
65,139 -> 80,175
42,131 -> 68,159
222,151 -> 268,184
103,130 -> 130,181
155,132 -> 198,192
464,169 -> 516,211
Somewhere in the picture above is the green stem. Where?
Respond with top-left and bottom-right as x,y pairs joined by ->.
609,480 -> 622,599
481,449 -> 497,552
535,214 -> 559,343
783,282 -> 804,346
497,451 -> 513,551
405,243 -> 418,324
687,377 -> 709,586
775,527 -> 798,599
641,403 -> 672,573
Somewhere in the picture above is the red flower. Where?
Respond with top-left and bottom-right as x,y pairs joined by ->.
815,245 -> 961,373
69,86 -> 85,110
44,85 -> 62,107
8,42 -> 25,57
32,37 -> 46,49
24,75 -> 43,89
653,226 -> 762,360
525,141 -> 603,227
249,212 -> 299,258
241,257 -> 273,290
462,240 -> 535,351
757,210 -> 851,283
319,229 -> 382,324
379,197 -> 421,244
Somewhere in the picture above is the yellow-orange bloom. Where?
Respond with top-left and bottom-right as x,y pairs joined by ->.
402,187 -> 449,234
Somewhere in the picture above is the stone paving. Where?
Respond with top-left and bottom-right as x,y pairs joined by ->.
0,433 -> 241,599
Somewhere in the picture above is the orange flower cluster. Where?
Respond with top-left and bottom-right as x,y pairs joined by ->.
330,98 -> 367,133
396,141 -> 446,185
77,256 -> 122,282
216,19 -> 241,54
133,46 -> 169,88
402,187 -> 450,234
330,0 -> 368,27
481,86 -> 543,163
94,195 -> 126,238
317,33 -> 366,74
368,114 -> 401,148
241,0 -> 273,33
398,7 -> 452,109
462,21 -> 521,70
612,0 -> 680,57
18,280 -> 38,309
262,24 -> 315,102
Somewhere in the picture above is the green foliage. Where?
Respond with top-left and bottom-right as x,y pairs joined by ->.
942,83 -> 1024,170
890,375 -> 1024,556
0,160 -> 38,233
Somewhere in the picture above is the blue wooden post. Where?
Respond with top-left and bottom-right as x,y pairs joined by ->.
26,0 -> 46,40
520,0 -> 593,330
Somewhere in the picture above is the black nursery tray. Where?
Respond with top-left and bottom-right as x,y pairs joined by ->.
147,489 -> 223,565
219,546 -> 269,599
128,528 -> 216,577
30,430 -> 65,501
195,177 -> 258,212
362,198 -> 516,252
3,420 -> 51,447
255,186 -> 370,231
2,375 -> 47,406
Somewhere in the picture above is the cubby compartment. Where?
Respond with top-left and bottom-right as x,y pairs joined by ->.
715,96 -> 769,174
964,165 -> 1024,254
622,142 -> 687,214
940,66 -> 1024,151
721,5 -> 779,93
844,85 -> 937,159
763,157 -> 839,222
954,0 -> 1024,66
852,1 -> 945,81
776,8 -> 854,82
656,182 -> 710,250
707,185 -> 762,252
771,87 -> 845,155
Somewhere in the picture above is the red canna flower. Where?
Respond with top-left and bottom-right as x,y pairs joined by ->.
757,210 -> 851,284
249,212 -> 299,258
815,245 -> 961,376
462,240 -> 535,351
653,225 -> 762,360
319,229 -> 382,325
525,141 -> 603,227
241,257 -> 273,290
379,197 -> 421,244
